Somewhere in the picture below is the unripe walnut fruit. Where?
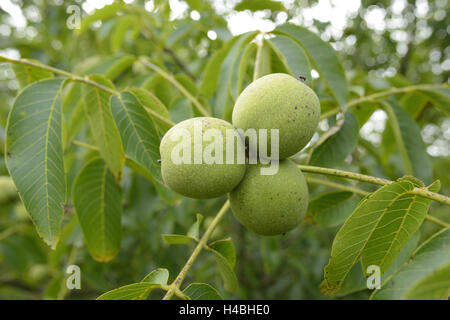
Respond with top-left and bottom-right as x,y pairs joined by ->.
232,73 -> 320,159
229,159 -> 308,236
160,117 -> 246,199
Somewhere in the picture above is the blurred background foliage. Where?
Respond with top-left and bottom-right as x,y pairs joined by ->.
0,0 -> 448,299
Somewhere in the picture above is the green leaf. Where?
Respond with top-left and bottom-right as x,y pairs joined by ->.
142,268 -> 169,285
110,91 -> 162,184
110,16 -> 134,52
235,0 -> 286,11
209,238 -> 236,268
6,79 -> 65,248
97,282 -> 158,300
82,55 -> 136,80
269,35 -> 311,83
183,283 -> 223,300
383,99 -> 432,184
321,177 -> 440,295
78,2 -> 126,34
98,268 -> 169,300
418,87 -> 450,116
214,32 -> 258,119
167,22 -> 194,47
48,215 -> 79,270
125,158 -> 181,206
11,60 -> 53,88
200,36 -> 240,97
73,158 -> 122,262
161,214 -> 203,244
337,231 -> 420,296
371,228 -> 450,300
162,234 -> 195,245
306,191 -> 360,227
352,101 -> 377,128
404,265 -> 450,299
62,82 -> 85,148
173,73 -> 210,116
169,98 -> 194,123
309,112 -> 359,167
185,0 -> 203,11
253,40 -> 272,80
207,239 -> 238,292
82,75 -> 125,179
276,24 -> 349,106
399,92 -> 428,118
175,74 -> 198,96
236,42 -> 257,95
187,213 -> 204,239
128,88 -> 172,135
142,74 -> 177,107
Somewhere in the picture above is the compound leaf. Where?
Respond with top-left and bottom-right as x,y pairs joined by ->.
321,177 -> 440,295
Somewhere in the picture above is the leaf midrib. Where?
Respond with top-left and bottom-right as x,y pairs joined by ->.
43,82 -> 63,244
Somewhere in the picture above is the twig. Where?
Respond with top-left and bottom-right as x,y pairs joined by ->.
320,83 -> 450,119
299,165 -> 450,206
305,176 -> 369,196
163,200 -> 230,300
306,175 -> 449,228
0,56 -> 175,128
424,215 -> 450,229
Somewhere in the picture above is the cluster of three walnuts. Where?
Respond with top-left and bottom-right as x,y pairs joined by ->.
160,73 -> 320,235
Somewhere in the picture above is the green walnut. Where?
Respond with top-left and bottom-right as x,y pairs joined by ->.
0,176 -> 17,204
229,159 -> 308,236
232,73 -> 320,159
160,117 -> 246,199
